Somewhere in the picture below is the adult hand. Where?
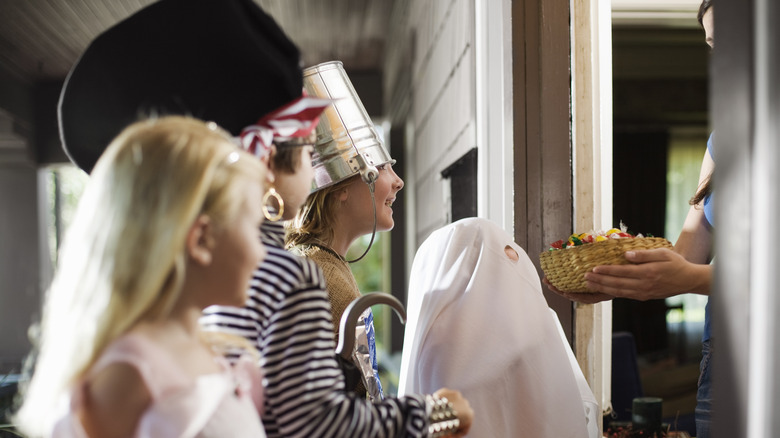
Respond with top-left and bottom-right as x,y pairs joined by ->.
542,277 -> 615,304
583,247 -> 710,300
433,388 -> 473,437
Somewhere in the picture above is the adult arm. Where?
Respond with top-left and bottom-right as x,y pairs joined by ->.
543,246 -> 711,302
546,148 -> 714,302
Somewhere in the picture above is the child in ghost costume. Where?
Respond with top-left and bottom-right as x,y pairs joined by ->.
399,217 -> 600,438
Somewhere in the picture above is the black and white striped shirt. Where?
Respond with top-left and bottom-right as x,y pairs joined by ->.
201,220 -> 428,437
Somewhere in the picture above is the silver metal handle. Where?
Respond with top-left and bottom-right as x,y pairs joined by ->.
335,292 -> 406,359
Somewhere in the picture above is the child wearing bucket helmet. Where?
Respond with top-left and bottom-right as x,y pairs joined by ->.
286,61 -> 404,400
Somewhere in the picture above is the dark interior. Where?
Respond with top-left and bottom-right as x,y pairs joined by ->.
610,24 -> 710,435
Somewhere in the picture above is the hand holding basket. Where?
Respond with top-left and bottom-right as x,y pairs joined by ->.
540,235 -> 673,293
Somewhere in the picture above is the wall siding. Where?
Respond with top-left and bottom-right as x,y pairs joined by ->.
386,0 -> 476,247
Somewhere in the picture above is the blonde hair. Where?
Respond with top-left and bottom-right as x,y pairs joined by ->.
285,175 -> 358,248
15,116 -> 265,436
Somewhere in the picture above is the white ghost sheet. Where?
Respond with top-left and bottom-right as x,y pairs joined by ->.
399,218 -> 598,438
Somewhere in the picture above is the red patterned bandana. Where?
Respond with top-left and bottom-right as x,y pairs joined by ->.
240,96 -> 333,159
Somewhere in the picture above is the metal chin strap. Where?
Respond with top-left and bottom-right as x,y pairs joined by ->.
344,155 -> 379,264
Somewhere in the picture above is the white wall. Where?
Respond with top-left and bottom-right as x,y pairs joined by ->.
385,0 -> 513,252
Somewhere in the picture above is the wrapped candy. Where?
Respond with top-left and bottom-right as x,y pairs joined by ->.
547,223 -> 646,251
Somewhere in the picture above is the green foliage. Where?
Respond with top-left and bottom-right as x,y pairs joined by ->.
346,232 -> 404,394
346,233 -> 386,293
346,233 -> 389,352
45,165 -> 89,266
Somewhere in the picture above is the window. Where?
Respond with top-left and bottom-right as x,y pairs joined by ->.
44,164 -> 89,267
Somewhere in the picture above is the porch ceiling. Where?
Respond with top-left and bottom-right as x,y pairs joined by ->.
1,0 -> 702,85
0,0 -> 393,84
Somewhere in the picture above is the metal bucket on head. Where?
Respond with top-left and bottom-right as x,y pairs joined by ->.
303,61 -> 392,191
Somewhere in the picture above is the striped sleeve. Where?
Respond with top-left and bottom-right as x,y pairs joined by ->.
202,245 -> 429,438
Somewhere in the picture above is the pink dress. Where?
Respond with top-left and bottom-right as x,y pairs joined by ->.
52,332 -> 266,438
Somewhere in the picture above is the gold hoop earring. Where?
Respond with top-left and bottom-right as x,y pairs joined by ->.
262,187 -> 284,221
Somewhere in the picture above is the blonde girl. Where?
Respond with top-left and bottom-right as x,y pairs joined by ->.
15,116 -> 268,437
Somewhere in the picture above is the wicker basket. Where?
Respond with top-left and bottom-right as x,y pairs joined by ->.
539,237 -> 673,293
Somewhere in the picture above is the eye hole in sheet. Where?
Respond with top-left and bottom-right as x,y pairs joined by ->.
504,245 -> 519,262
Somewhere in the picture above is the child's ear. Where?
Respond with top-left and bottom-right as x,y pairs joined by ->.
260,145 -> 277,184
187,215 -> 213,265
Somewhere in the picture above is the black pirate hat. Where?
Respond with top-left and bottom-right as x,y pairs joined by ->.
59,0 -> 303,172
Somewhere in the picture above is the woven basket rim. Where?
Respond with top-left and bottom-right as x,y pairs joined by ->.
539,237 -> 673,293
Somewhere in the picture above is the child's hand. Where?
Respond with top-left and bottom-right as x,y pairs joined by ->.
433,388 -> 474,437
